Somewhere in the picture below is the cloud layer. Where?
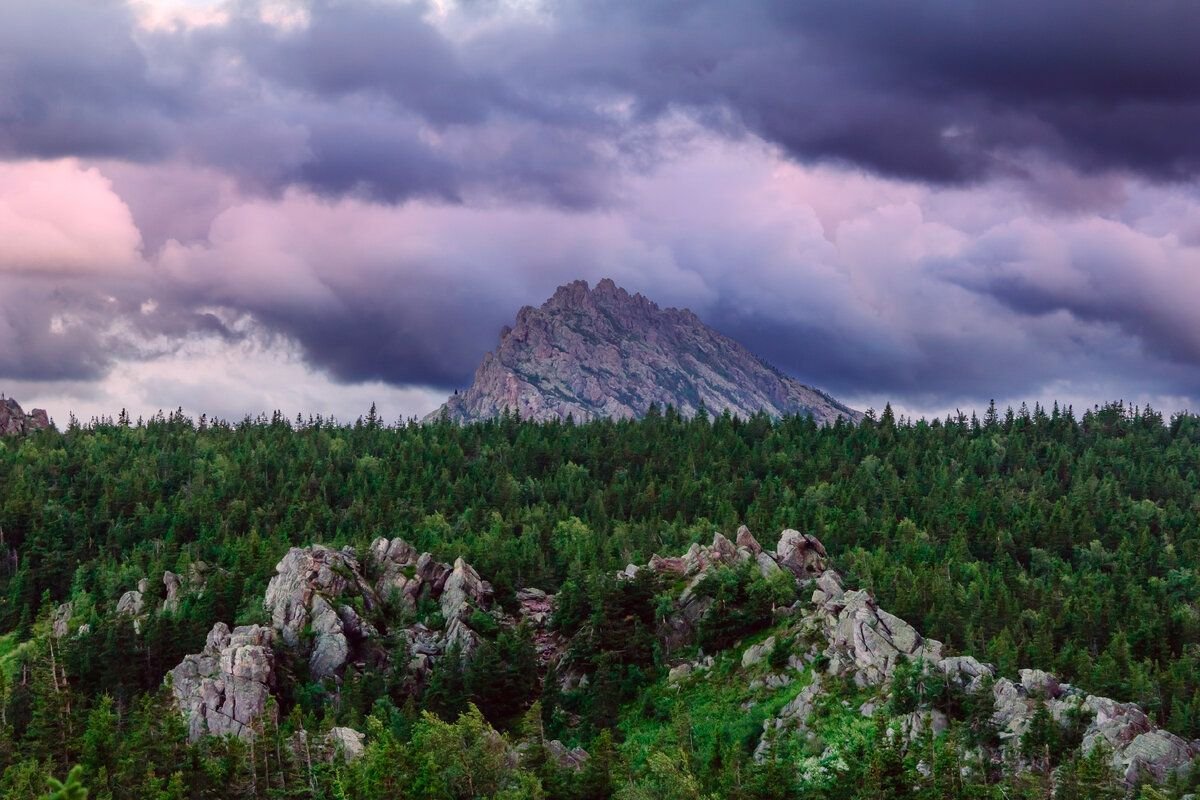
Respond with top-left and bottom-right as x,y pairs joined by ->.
2,0 -> 1200,421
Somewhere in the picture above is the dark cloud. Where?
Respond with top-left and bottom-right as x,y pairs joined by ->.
3,0 -> 1200,416
8,0 -> 1200,198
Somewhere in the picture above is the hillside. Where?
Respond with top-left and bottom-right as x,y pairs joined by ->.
429,279 -> 861,424
0,404 -> 1197,797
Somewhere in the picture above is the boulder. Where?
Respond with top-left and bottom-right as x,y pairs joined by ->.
755,677 -> 822,762
1018,668 -> 1061,699
736,525 -> 762,555
546,740 -> 589,770
821,589 -> 942,685
742,636 -> 777,669
116,590 -> 144,616
327,727 -> 366,762
774,530 -> 828,578
169,623 -> 276,741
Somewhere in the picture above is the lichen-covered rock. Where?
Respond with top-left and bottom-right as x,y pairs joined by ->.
546,740 -> 590,770
169,623 -> 276,741
441,558 -> 491,623
755,677 -> 822,761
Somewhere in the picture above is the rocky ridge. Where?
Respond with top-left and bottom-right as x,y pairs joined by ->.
159,527 -> 1197,786
427,279 -> 861,425
0,396 -> 50,435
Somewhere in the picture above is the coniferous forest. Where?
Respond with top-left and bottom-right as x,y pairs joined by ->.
1,401 -> 1199,798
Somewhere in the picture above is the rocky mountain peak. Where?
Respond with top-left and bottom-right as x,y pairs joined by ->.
428,279 -> 861,425
0,395 -> 50,436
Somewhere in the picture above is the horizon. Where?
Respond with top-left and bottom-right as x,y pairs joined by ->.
4,1 -> 1200,426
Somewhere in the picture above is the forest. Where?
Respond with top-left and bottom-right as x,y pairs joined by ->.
0,400 -> 1198,798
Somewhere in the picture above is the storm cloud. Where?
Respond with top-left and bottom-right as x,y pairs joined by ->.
1,0 -> 1200,421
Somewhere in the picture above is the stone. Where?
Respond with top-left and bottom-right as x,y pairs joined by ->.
327,727 -> 366,762
648,554 -> 687,575
1019,668 -> 1061,699
736,525 -> 762,554
710,532 -> 739,563
755,551 -> 782,578
742,636 -> 777,668
169,623 -> 276,741
0,396 -> 52,436
775,530 -> 828,578
116,590 -> 144,616
896,710 -> 950,741
440,557 -> 491,623
263,545 -> 382,679
163,571 -> 182,613
668,663 -> 693,684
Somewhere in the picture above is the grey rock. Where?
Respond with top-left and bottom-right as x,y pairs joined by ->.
1019,668 -> 1061,699
163,571 -> 182,613
169,623 -> 276,741
742,636 -> 777,669
736,525 -> 762,554
775,530 -> 828,578
426,279 -> 861,425
116,590 -> 144,617
0,396 -> 51,436
326,727 -> 366,762
52,602 -> 73,638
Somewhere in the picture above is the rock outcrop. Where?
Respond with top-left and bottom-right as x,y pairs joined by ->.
0,396 -> 50,436
740,540 -> 1200,787
169,623 -> 276,741
169,537 -> 499,739
427,279 -> 861,425
160,526 -> 1198,788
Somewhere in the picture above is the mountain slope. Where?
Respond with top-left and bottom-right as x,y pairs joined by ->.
429,279 -> 861,424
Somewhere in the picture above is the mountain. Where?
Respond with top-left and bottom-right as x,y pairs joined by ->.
428,278 -> 861,424
0,395 -> 50,435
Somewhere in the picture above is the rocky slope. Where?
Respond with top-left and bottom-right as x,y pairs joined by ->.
149,527 -> 1198,787
427,279 -> 861,425
0,395 -> 50,435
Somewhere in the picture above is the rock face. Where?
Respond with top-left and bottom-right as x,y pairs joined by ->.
0,396 -> 50,436
263,545 -> 381,680
170,537 -> 498,739
427,279 -> 861,425
169,623 -> 276,741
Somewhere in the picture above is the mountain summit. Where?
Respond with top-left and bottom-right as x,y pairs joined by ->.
428,279 -> 861,424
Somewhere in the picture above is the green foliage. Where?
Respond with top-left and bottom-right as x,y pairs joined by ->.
43,765 -> 86,800
0,402 -> 1197,796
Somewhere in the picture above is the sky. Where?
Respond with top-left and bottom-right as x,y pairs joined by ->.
2,0 -> 1200,424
